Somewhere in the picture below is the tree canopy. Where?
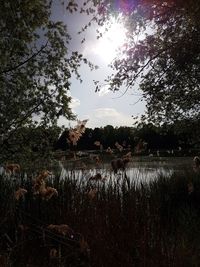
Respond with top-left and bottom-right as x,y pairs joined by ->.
0,0 -> 91,158
85,0 -> 200,123
1,0 -> 200,160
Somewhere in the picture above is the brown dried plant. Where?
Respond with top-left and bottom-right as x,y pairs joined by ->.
76,119 -> 88,134
68,119 -> 88,146
6,163 -> 20,174
33,178 -> 46,195
106,147 -> 113,154
94,155 -> 101,165
87,188 -> 98,200
115,142 -> 123,152
32,170 -> 57,200
35,170 -> 52,182
68,129 -> 82,146
67,120 -> 88,160
33,170 -> 51,194
15,188 -> 27,201
40,187 -> 58,200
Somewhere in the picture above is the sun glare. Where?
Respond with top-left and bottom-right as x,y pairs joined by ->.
93,16 -> 127,63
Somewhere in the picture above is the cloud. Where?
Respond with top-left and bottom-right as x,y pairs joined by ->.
98,84 -> 111,97
95,108 -> 119,118
69,97 -> 80,109
65,91 -> 81,110
87,108 -> 134,128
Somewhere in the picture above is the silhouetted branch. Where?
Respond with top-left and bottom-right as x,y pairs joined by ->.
0,41 -> 48,75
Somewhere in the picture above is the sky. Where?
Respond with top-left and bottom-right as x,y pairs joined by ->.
52,2 -> 146,129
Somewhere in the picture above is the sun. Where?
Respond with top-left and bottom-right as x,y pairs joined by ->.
93,16 -> 127,63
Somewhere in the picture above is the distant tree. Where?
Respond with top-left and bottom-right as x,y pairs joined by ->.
171,119 -> 200,149
135,122 -> 179,150
56,122 -> 200,153
101,125 -> 115,147
55,129 -> 70,151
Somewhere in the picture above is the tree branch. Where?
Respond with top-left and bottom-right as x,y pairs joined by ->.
0,41 -> 48,75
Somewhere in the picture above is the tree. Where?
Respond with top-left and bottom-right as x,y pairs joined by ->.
2,125 -> 61,164
85,0 -> 200,124
0,0 -> 88,158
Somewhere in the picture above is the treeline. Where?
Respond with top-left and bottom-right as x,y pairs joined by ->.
56,120 -> 200,152
3,120 -> 200,163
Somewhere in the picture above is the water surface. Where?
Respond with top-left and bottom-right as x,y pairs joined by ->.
60,156 -> 194,183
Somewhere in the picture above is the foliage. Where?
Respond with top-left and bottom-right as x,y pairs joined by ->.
56,125 -> 135,151
0,0 -> 91,157
56,122 -> 200,152
78,0 -> 200,123
0,125 -> 61,164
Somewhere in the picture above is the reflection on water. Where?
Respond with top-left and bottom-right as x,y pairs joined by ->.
125,156 -> 193,182
60,157 -> 194,183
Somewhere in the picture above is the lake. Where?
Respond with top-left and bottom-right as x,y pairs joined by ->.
59,156 -> 195,183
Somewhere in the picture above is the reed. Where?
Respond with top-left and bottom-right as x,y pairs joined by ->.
0,167 -> 200,267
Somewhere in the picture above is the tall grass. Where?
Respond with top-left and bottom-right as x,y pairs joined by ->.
0,167 -> 200,266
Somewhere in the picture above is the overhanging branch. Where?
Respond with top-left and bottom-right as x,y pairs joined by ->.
0,41 -> 48,75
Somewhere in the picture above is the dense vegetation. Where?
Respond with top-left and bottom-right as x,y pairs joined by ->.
0,164 -> 200,267
1,1 -> 200,266
56,121 -> 200,153
1,1 -> 200,160
0,0 -> 95,158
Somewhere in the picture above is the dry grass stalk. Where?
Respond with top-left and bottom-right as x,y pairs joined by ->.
106,147 -> 113,154
67,119 -> 88,146
15,188 -> 27,201
35,170 -> 52,182
32,171 -> 58,200
87,188 -> 98,200
76,119 -> 88,134
33,179 -> 46,195
68,130 -> 82,146
6,163 -> 20,174
40,187 -> 58,200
